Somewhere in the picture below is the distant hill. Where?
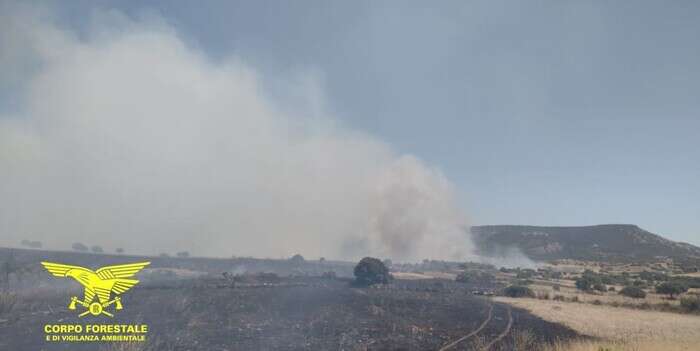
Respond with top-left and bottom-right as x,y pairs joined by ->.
471,224 -> 700,264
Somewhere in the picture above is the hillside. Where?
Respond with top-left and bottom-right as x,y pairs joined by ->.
471,224 -> 700,264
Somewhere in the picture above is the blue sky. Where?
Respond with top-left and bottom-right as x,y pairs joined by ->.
2,1 -> 699,250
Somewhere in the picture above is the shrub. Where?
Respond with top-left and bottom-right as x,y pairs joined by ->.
321,271 -> 336,279
593,283 -> 607,292
632,279 -> 647,288
575,277 -> 593,291
656,282 -> 689,299
608,286 -> 616,292
516,269 -> 535,279
353,257 -> 391,286
71,242 -> 88,252
115,248 -> 124,254
0,292 -> 16,315
456,271 -> 495,284
619,286 -> 646,299
289,254 -> 305,264
680,295 -> 700,312
503,285 -> 535,298
20,240 -> 42,249
553,295 -> 565,301
90,245 -> 103,253
552,284 -> 561,291
176,251 -> 190,258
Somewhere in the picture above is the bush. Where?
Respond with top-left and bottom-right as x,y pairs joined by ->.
71,242 -> 88,252
680,295 -> 700,312
289,254 -> 305,264
0,292 -> 16,315
90,245 -> 103,253
536,292 -> 550,300
115,248 -> 124,254
632,279 -> 647,288
353,257 -> 391,286
503,285 -> 535,298
619,286 -> 646,299
321,271 -> 336,279
593,283 -> 607,292
20,240 -> 42,249
176,251 -> 190,258
608,286 -> 616,292
575,277 -> 593,291
456,271 -> 495,284
656,282 -> 689,299
516,269 -> 535,279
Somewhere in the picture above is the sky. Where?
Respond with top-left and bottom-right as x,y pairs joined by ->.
1,1 -> 699,254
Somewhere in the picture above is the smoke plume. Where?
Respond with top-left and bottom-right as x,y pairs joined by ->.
0,3 -> 471,261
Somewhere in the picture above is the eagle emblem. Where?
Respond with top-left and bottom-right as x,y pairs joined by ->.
41,261 -> 150,317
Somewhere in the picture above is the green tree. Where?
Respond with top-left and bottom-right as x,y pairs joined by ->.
656,282 -> 688,299
353,257 -> 390,286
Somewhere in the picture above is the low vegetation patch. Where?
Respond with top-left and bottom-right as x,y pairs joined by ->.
618,286 -> 646,299
0,292 -> 16,315
503,285 -> 535,298
655,282 -> 688,299
680,295 -> 700,313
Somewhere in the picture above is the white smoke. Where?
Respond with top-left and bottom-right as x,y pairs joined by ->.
0,3 -> 471,261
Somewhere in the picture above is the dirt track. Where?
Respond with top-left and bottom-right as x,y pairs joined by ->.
439,303 -> 494,350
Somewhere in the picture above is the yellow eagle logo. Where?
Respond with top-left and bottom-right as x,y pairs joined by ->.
41,261 -> 150,317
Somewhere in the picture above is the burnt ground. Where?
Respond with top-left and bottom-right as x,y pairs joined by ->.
0,277 -> 578,351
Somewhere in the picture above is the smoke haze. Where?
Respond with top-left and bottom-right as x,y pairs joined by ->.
0,4 -> 471,261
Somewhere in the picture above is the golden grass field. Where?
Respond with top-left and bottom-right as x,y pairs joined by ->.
528,280 -> 683,307
495,297 -> 700,351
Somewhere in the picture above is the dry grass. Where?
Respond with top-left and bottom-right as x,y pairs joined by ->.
542,339 -> 697,351
494,297 -> 700,343
392,271 -> 457,280
529,282 -> 680,307
675,272 -> 700,278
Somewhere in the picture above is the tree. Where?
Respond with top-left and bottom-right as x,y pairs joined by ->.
575,277 -> 593,291
115,248 -> 124,254
619,286 -> 646,299
382,259 -> 393,268
72,242 -> 88,252
176,251 -> 189,258
90,245 -> 103,254
289,254 -> 305,264
21,240 -> 42,249
656,282 -> 688,299
353,257 -> 391,286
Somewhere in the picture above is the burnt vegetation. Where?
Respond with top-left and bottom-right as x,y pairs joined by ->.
0,247 -> 582,351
